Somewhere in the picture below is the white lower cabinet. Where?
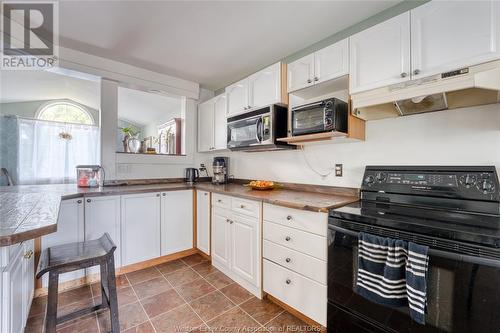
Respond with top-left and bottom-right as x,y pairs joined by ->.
263,204 -> 327,326
1,240 -> 35,333
196,190 -> 211,255
41,198 -> 85,287
121,192 -> 161,265
161,190 -> 193,255
211,194 -> 261,297
85,195 -> 122,274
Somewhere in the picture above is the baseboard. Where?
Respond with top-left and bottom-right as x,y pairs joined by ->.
34,247 -> 198,297
266,293 -> 325,329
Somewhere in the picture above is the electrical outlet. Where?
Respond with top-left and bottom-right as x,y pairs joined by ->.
335,164 -> 343,177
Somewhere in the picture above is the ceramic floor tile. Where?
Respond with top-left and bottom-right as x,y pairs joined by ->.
93,285 -> 138,308
191,261 -> 219,275
28,296 -> 47,318
265,311 -> 322,333
204,271 -> 234,289
207,306 -> 260,333
24,313 -> 44,333
91,274 -> 130,296
133,276 -> 172,299
57,285 -> 93,307
156,259 -> 188,275
122,320 -> 157,333
56,315 -> 100,333
126,267 -> 162,285
97,301 -> 149,332
165,267 -> 201,287
181,254 -> 208,267
56,297 -> 96,329
175,278 -> 216,302
189,290 -> 235,322
240,297 -> 284,325
140,289 -> 185,318
220,283 -> 253,305
150,303 -> 203,333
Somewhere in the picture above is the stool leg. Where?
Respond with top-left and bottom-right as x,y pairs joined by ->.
100,262 -> 109,307
45,271 -> 59,333
106,256 -> 120,333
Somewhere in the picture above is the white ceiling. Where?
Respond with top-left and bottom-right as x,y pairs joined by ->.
117,87 -> 181,127
0,70 -> 100,109
58,1 -> 400,90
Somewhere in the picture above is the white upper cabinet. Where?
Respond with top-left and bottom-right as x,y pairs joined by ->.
287,54 -> 315,92
226,62 -> 282,117
226,79 -> 249,117
213,94 -> 228,150
411,0 -> 500,78
314,39 -> 349,84
198,99 -> 215,152
350,12 -> 411,93
248,62 -> 281,108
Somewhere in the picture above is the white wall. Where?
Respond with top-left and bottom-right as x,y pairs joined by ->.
195,104 -> 500,188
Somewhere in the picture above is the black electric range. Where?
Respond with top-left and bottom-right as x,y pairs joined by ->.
328,166 -> 500,333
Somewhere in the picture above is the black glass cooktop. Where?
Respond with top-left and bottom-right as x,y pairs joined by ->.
330,200 -> 500,248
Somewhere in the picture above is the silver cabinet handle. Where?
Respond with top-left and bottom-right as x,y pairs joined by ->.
86,199 -> 91,203
226,219 -> 230,223
314,77 -> 319,81
307,79 -> 312,83
285,279 -> 291,285
218,199 -> 222,203
77,199 -> 82,204
400,72 -> 408,78
247,105 -> 251,109
230,220 -> 234,224
24,250 -> 33,259
204,193 -> 208,196
162,193 -> 166,196
285,236 -> 291,241
240,204 -> 245,209
285,258 -> 291,263
286,215 -> 292,221
413,69 -> 420,75
156,194 -> 160,197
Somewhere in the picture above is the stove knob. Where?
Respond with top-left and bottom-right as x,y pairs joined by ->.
460,174 -> 477,188
325,118 -> 333,126
479,179 -> 495,194
375,172 -> 387,183
364,175 -> 375,186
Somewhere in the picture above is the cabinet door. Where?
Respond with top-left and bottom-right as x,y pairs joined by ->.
121,193 -> 161,265
287,54 -> 314,92
198,100 -> 215,152
161,190 -> 193,255
248,62 -> 281,108
231,215 -> 259,286
196,190 -> 211,255
213,95 -> 228,150
41,198 -> 85,287
22,240 -> 34,324
350,12 -> 411,93
314,38 -> 349,84
411,1 -> 500,78
211,210 -> 231,270
7,250 -> 24,333
85,195 -> 121,274
226,79 -> 249,117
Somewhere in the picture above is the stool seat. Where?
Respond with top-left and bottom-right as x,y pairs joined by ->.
36,233 -> 120,333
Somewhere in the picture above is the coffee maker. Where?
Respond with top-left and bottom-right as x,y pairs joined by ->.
212,157 -> 229,184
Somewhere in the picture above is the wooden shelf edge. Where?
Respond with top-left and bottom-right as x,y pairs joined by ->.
277,131 -> 348,145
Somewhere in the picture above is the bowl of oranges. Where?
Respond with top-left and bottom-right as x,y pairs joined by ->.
244,180 -> 277,190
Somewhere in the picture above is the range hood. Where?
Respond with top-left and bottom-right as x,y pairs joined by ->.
352,60 -> 500,120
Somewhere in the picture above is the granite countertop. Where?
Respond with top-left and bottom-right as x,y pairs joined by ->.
0,182 -> 359,246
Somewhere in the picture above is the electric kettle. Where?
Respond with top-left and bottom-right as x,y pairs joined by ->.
184,168 -> 199,183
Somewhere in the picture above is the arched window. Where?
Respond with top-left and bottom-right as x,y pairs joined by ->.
37,101 -> 95,125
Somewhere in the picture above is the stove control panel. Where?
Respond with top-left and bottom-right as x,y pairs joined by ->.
362,166 -> 499,202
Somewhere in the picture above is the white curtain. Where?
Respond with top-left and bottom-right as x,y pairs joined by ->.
17,118 -> 100,184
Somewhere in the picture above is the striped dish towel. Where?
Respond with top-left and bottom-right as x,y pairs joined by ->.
355,232 -> 429,324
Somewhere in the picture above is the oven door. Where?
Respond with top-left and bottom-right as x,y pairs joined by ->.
292,102 -> 326,136
328,221 -> 500,333
227,115 -> 262,149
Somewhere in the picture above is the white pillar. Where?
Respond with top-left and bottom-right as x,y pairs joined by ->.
100,79 -> 118,181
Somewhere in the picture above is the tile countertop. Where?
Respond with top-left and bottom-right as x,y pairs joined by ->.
0,182 -> 359,247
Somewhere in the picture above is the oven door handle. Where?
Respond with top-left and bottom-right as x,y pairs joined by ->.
292,101 -> 324,112
256,117 -> 263,142
328,224 -> 500,269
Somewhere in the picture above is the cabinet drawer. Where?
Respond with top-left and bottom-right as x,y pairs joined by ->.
263,203 -> 327,236
212,193 -> 231,210
263,221 -> 326,260
263,240 -> 326,285
231,197 -> 260,218
264,259 -> 326,326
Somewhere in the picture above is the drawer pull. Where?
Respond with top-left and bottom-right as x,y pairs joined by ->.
24,250 -> 33,259
218,199 -> 222,203
285,236 -> 291,242
285,258 -> 291,263
286,279 -> 291,285
156,194 -> 160,197
162,193 -> 166,196
77,199 -> 82,204
286,215 -> 292,221
86,199 -> 91,203
204,193 -> 208,196
240,204 -> 245,209
226,219 -> 230,223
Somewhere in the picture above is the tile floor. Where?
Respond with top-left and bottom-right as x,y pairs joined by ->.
25,254 -> 323,333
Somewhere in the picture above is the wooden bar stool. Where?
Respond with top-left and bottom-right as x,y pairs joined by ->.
36,233 -> 120,333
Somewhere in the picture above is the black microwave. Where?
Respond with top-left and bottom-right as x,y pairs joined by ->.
291,98 -> 348,136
